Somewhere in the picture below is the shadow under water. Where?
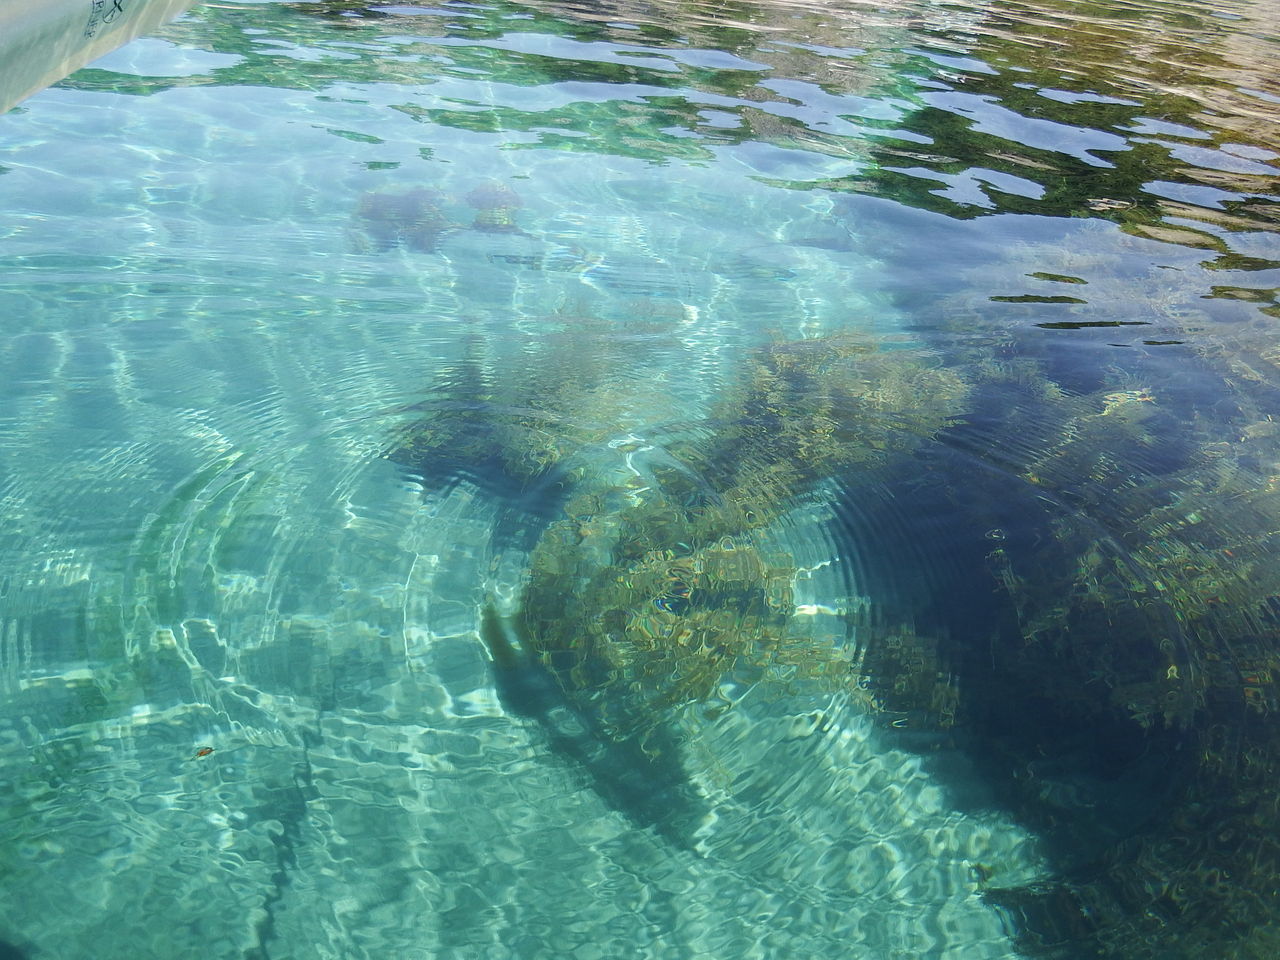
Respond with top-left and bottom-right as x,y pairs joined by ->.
480,604 -> 707,846
925,360 -> 1280,960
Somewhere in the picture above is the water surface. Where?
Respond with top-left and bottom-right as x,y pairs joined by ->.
1,1 -> 1278,958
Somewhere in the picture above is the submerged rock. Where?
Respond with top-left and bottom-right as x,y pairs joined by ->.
387,331 -> 967,844
465,180 -> 524,234
481,605 -> 707,845
352,187 -> 449,252
385,301 -> 1280,956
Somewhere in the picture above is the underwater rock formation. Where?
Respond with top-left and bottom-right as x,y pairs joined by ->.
388,329 -> 968,842
349,178 -> 530,253
481,604 -> 706,845
352,187 -> 448,252
465,181 -> 524,234
388,280 -> 1280,957
846,333 -> 1280,960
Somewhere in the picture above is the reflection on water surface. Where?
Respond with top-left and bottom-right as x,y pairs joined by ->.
1,0 -> 1278,958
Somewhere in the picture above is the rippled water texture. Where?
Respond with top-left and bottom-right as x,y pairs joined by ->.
1,1 -> 1278,958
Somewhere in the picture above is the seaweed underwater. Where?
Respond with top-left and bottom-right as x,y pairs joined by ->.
383,240 -> 1280,957
839,237 -> 1280,960
385,319 -> 972,849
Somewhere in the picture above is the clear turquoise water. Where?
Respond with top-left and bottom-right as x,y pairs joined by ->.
1,2 -> 1278,958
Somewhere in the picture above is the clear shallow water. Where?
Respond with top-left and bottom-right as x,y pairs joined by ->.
0,1 -> 1278,958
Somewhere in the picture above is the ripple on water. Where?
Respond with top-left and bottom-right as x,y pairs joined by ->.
2,0 -> 1279,958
